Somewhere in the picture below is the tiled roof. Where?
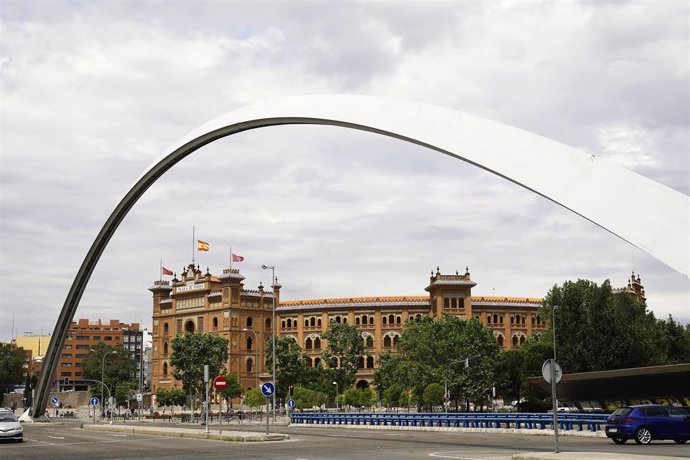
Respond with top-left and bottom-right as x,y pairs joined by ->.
277,296 -> 430,312
472,296 -> 543,308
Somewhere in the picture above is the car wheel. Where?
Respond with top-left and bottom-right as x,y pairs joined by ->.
674,439 -> 688,444
612,437 -> 626,444
634,427 -> 652,445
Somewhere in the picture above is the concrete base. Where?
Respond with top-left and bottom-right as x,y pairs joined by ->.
18,407 -> 51,423
83,423 -> 289,442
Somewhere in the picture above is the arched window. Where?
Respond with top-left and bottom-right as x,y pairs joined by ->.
246,336 -> 253,350
366,356 -> 374,368
396,316 -> 401,324
393,335 -> 399,348
314,357 -> 321,368
287,318 -> 292,328
451,298 -> 457,308
162,362 -> 168,376
163,323 -> 169,335
343,317 -> 348,324
444,298 -> 450,309
310,317 -> 316,327
497,335 -> 504,347
520,335 -> 526,345
317,318 -> 322,327
365,336 -> 374,348
382,316 -> 387,325
383,336 -> 392,348
510,316 -> 515,325
246,317 -> 253,328
163,341 -> 168,355
416,314 -> 422,321
369,316 -> 375,325
184,321 -> 195,333
388,314 -> 395,324
493,314 -> 499,324
499,315 -> 504,324
335,316 -> 341,323
512,335 -> 518,347
362,316 -> 368,325
487,315 -> 492,324
281,320 -> 286,328
355,317 -> 361,325
304,319 -> 309,327
265,318 -> 271,330
314,337 -> 321,349
522,316 -> 526,325
247,358 -> 253,373
305,337 -> 313,350
458,297 -> 464,307
212,317 -> 218,329
358,356 -> 365,368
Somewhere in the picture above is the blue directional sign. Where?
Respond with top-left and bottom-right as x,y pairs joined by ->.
260,382 -> 275,397
90,397 -> 100,406
287,399 -> 296,408
50,396 -> 60,407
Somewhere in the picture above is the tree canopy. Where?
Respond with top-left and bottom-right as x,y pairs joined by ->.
265,335 -> 309,399
82,343 -> 138,400
321,321 -> 365,389
170,332 -> 229,401
0,344 -> 25,393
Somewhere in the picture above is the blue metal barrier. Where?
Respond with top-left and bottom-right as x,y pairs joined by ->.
290,412 -> 609,432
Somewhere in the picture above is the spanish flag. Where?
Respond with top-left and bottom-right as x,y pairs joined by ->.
197,240 -> 210,251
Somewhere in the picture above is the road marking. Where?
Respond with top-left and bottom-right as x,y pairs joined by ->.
429,451 -> 520,460
47,435 -> 65,439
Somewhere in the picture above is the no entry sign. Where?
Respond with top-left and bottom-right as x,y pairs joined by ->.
213,376 -> 227,390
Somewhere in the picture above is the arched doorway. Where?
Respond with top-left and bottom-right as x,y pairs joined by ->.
184,320 -> 195,333
356,380 -> 370,390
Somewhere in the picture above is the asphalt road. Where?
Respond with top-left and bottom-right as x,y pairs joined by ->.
1,421 -> 688,460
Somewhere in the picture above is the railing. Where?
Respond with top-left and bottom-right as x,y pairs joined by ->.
290,412 -> 609,432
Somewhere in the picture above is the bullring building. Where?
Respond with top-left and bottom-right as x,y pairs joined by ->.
150,262 -> 593,393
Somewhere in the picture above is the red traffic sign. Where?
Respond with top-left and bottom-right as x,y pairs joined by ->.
213,376 -> 227,390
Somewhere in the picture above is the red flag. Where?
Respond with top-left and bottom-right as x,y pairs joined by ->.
197,240 -> 210,251
162,266 -> 173,276
232,254 -> 244,262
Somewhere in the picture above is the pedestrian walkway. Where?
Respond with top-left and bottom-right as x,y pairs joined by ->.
512,453 -> 687,460
82,422 -> 289,442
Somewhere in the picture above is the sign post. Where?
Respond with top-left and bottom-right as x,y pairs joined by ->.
90,397 -> 99,424
261,382 -> 275,435
203,365 -> 209,434
214,376 -> 227,435
542,359 -> 563,453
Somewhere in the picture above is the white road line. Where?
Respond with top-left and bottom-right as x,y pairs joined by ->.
47,436 -> 65,439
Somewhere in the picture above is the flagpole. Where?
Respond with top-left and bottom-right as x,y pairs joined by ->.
229,245 -> 232,269
159,259 -> 162,282
192,226 -> 195,265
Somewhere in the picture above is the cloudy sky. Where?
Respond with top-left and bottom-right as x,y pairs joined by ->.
1,0 -> 688,342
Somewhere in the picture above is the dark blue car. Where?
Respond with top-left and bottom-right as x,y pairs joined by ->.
605,404 -> 690,445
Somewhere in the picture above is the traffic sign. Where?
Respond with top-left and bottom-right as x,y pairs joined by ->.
261,382 -> 275,397
51,396 -> 60,407
90,397 -> 100,406
542,359 -> 563,384
136,393 -> 143,402
214,376 -> 227,390
287,399 -> 296,408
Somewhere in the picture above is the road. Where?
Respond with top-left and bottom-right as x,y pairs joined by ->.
1,421 -> 688,459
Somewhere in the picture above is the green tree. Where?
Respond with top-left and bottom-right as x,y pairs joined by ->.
543,279 -> 666,373
383,383 -> 404,409
217,372 -> 243,409
82,343 -> 137,408
660,315 -> 690,364
342,387 -> 376,409
495,349 -> 525,410
0,344 -> 25,394
423,383 -> 444,410
321,321 -> 365,389
243,387 -> 266,413
170,332 -> 229,406
293,386 -> 328,409
115,380 -> 138,407
265,336 -> 308,399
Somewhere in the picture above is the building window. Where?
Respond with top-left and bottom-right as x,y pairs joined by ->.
444,298 -> 449,309
384,336 -> 392,348
163,362 -> 168,376
265,318 -> 271,330
314,337 -> 321,350
163,323 -> 169,335
163,342 -> 168,355
247,358 -> 253,373
451,298 -> 457,308
305,337 -> 313,350
213,317 -> 218,329
184,321 -> 195,333
246,317 -> 253,328
366,356 -> 374,368
282,320 -> 286,328
246,336 -> 253,350
92,335 -> 101,340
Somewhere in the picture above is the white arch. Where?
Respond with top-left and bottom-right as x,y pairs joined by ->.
31,94 -> 688,420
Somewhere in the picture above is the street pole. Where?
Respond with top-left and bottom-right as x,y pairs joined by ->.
138,332 -> 143,422
204,365 -> 209,435
242,328 -> 259,389
552,305 -> 560,453
262,264 -> 277,422
101,350 -> 115,420
332,381 -> 338,410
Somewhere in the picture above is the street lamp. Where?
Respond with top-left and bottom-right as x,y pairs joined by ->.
97,349 -> 116,420
242,328 -> 259,389
261,264 -> 276,422
332,381 -> 338,411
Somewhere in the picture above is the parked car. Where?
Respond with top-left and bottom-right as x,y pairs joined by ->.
0,411 -> 23,443
605,404 -> 690,445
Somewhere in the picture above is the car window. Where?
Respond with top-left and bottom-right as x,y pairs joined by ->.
0,414 -> 18,422
612,408 -> 632,416
667,407 -> 687,417
643,407 -> 667,416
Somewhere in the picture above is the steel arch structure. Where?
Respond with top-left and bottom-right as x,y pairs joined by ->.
30,94 -> 688,420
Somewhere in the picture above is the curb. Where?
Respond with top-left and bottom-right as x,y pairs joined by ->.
82,423 -> 289,442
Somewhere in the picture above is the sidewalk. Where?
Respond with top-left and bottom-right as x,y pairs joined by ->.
512,453 -> 687,460
82,422 -> 289,442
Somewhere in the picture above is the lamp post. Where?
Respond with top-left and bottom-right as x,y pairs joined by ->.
332,381 -> 338,411
261,264 -> 276,422
242,328 -> 259,389
552,305 -> 560,454
100,350 -> 116,420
